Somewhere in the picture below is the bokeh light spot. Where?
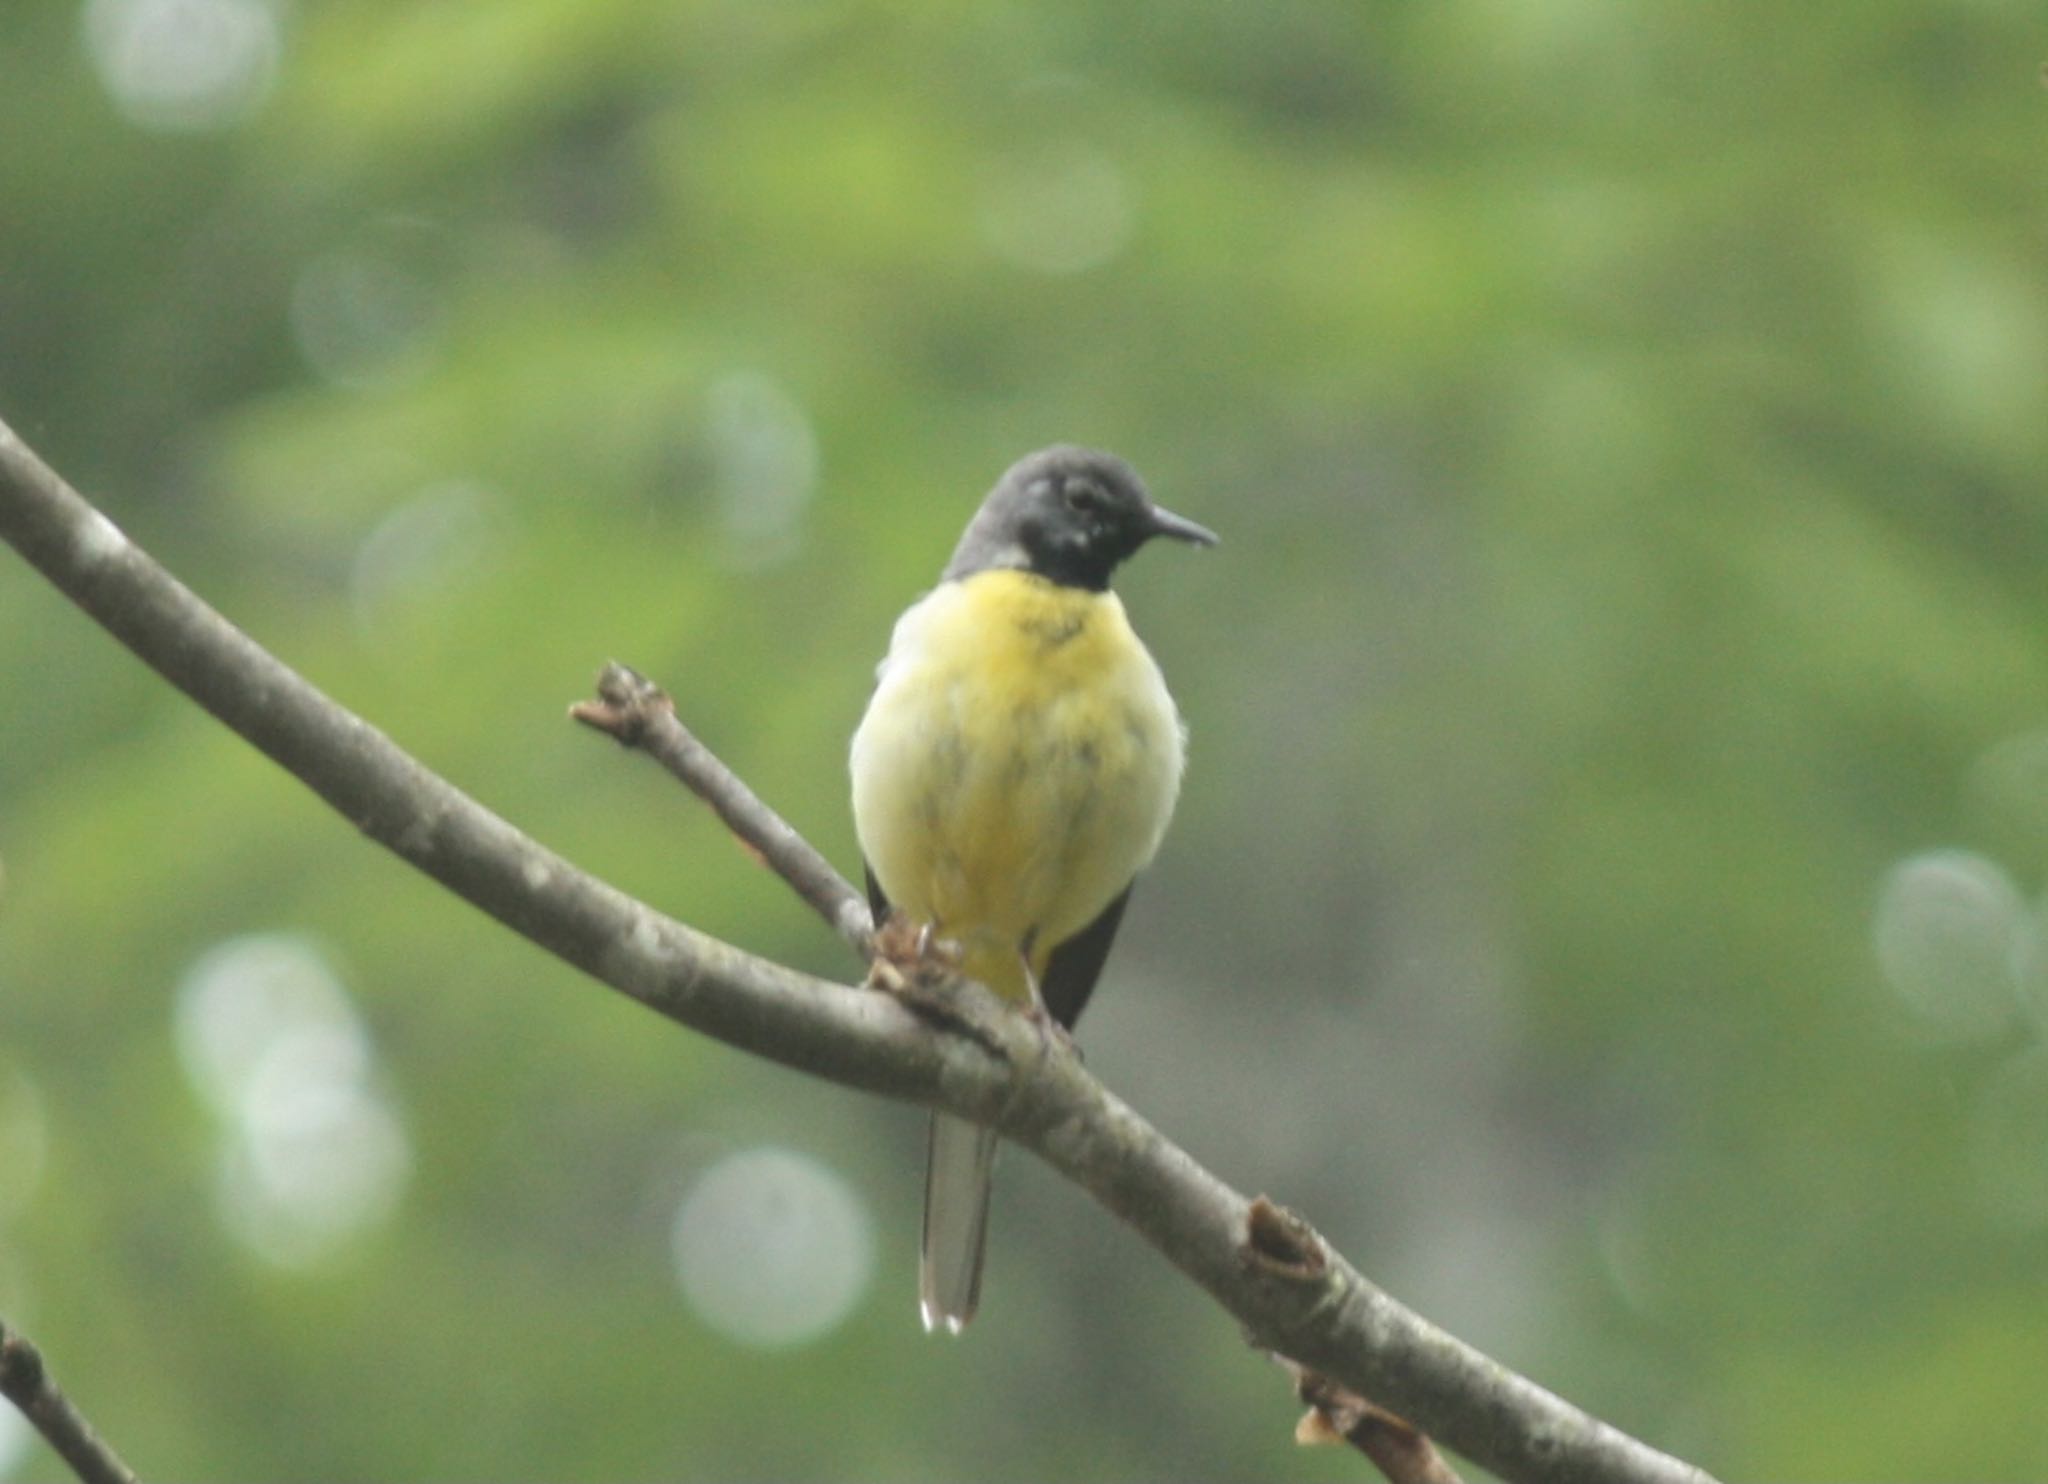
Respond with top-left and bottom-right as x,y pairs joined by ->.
175,934 -> 411,1267
290,236 -> 445,390
176,933 -> 360,1113
705,373 -> 817,569
1873,849 -> 2024,1041
2013,898 -> 2048,1032
81,0 -> 281,133
350,481 -> 511,638
215,1073 -> 410,1269
670,1147 -> 874,1348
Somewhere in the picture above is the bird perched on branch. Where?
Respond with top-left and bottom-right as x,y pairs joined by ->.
850,445 -> 1215,1332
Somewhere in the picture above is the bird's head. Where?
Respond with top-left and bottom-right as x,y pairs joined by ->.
945,445 -> 1217,591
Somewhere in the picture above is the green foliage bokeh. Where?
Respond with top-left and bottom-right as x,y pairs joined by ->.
5,2 -> 2048,1479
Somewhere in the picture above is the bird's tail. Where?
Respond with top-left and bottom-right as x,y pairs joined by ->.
920,1111 -> 998,1334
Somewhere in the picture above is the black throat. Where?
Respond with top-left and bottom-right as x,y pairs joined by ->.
1024,543 -> 1117,593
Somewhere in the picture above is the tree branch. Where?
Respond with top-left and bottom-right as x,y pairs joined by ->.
570,663 -> 873,953
0,1316 -> 137,1484
0,413 -> 1717,1484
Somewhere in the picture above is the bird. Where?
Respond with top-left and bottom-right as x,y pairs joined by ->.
849,444 -> 1215,1333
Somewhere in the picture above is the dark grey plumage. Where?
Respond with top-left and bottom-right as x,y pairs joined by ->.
945,445 -> 1216,592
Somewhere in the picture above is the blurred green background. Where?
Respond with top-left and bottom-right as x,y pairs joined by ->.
4,2 -> 2048,1479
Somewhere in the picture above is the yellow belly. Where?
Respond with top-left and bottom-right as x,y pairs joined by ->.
850,570 -> 1186,1001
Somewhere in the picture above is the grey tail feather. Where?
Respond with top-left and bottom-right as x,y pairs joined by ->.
920,1112 -> 998,1334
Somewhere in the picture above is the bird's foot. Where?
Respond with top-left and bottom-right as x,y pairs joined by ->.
865,913 -> 960,989
1021,999 -> 1083,1064
1015,948 -> 1083,1065
864,916 -> 1002,1048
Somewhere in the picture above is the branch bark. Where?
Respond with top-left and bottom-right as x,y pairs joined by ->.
0,1316 -> 137,1484
0,413 -> 1718,1484
571,666 -> 873,953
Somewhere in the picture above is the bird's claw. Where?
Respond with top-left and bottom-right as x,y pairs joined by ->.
865,912 -> 961,989
863,914 -> 1008,1056
1022,1000 -> 1083,1063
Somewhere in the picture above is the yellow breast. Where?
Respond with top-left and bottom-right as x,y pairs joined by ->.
850,570 -> 1186,1000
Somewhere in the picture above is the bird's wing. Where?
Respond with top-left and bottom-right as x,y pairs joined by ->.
1039,882 -> 1134,1030
864,861 -> 892,927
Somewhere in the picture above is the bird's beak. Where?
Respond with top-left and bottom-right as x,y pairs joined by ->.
1146,505 -> 1219,548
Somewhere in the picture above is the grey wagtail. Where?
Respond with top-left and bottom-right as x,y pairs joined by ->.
849,445 -> 1215,1333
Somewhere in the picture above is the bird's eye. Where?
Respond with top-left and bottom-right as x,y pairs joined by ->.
1063,480 -> 1107,516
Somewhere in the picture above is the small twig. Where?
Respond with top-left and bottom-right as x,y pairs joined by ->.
0,1316 -> 138,1484
1286,1358 -> 1464,1484
571,662 -> 873,952
569,676 -> 1014,1055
